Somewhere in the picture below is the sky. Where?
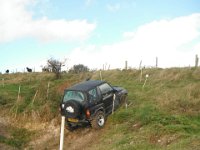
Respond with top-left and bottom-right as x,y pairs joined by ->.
0,0 -> 200,73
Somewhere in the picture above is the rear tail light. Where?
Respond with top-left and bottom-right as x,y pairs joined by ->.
86,109 -> 90,118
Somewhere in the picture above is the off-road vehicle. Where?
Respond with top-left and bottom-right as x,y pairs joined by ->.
60,80 -> 128,130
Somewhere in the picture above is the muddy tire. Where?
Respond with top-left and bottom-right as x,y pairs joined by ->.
91,111 -> 105,129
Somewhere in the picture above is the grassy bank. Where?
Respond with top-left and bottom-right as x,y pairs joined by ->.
0,68 -> 200,149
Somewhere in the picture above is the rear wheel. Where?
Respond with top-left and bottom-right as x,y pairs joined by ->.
91,111 -> 105,129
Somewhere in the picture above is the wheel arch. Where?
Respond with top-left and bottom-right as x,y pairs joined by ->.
90,106 -> 105,119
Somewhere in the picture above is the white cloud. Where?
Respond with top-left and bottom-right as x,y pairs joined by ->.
68,13 -> 200,69
106,3 -> 121,12
0,0 -> 96,43
123,32 -> 136,39
85,0 -> 94,7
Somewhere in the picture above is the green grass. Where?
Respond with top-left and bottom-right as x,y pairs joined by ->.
0,127 -> 34,149
1,68 -> 200,149
89,68 -> 200,150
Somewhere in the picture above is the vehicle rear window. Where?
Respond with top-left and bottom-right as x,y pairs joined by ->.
63,91 -> 85,102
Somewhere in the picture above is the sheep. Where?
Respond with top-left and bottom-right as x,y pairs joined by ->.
26,67 -> 32,72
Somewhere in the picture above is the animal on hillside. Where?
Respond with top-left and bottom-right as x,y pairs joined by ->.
26,67 -> 32,72
6,70 -> 9,74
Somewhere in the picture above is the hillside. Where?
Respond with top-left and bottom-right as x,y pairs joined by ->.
0,68 -> 200,149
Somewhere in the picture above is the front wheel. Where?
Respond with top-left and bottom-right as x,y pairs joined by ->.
91,111 -> 105,129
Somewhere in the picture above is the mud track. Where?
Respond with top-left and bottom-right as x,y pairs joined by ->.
28,125 -> 103,150
0,115 -> 103,150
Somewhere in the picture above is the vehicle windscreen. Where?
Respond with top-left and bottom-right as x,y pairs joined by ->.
63,90 -> 85,102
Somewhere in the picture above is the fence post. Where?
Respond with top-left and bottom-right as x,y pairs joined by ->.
125,96 -> 128,109
156,57 -> 158,68
140,68 -> 143,82
142,74 -> 149,89
125,61 -> 128,70
112,94 -> 116,114
100,71 -> 102,81
139,60 -> 142,70
17,85 -> 21,101
195,54 -> 199,67
59,116 -> 65,150
32,90 -> 38,105
46,82 -> 50,99
2,78 -> 4,87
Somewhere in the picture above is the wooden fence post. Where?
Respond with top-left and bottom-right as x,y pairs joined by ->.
195,54 -> 199,67
125,61 -> 128,70
100,71 -> 102,81
139,60 -> 143,82
156,57 -> 158,68
142,74 -> 149,89
140,68 -> 143,82
17,85 -> 21,101
32,90 -> 38,105
47,82 -> 50,99
139,60 -> 142,70
2,78 -> 4,87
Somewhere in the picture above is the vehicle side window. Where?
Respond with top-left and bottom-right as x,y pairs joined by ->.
88,88 -> 97,102
99,83 -> 113,95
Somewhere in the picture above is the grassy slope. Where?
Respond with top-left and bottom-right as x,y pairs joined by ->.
0,68 -> 200,149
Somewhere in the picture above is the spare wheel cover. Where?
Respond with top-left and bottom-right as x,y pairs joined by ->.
64,100 -> 81,118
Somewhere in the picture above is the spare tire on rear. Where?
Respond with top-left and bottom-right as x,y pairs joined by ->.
63,100 -> 81,118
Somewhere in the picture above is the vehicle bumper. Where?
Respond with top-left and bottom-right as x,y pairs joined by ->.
66,117 -> 90,124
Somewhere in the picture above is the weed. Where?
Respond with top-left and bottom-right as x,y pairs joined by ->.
0,127 -> 34,149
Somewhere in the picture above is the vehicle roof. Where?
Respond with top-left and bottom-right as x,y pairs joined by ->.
66,80 -> 106,92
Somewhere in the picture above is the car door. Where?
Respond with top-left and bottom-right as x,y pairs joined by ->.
98,83 -> 114,114
88,88 -> 101,115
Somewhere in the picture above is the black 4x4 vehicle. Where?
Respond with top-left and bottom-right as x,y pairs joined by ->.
60,80 -> 128,130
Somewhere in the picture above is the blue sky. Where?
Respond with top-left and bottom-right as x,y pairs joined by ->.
0,0 -> 200,73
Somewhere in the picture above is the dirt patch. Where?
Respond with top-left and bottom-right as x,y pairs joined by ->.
26,124 -> 103,150
64,128 -> 102,150
149,134 -> 179,146
0,116 -> 11,138
0,117 -> 15,150
0,114 -> 103,150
